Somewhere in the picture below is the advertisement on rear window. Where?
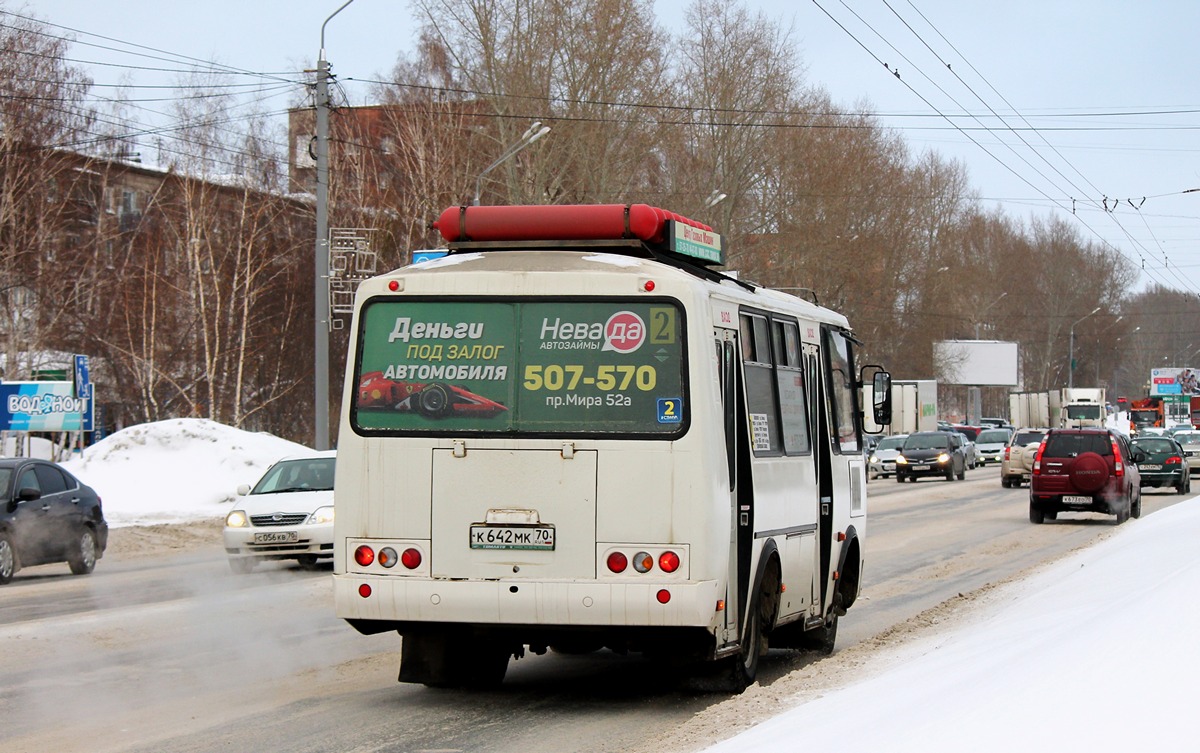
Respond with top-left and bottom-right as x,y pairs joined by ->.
353,299 -> 686,435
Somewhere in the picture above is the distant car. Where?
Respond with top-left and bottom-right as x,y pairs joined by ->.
1131,436 -> 1190,494
975,427 -> 1014,465
942,425 -> 984,468
954,431 -> 978,469
1171,431 -> 1200,475
980,417 -> 1012,429
0,458 -> 108,585
868,434 -> 908,479
1001,428 -> 1048,488
950,425 -> 984,443
1028,428 -> 1144,524
895,431 -> 966,482
223,451 -> 336,573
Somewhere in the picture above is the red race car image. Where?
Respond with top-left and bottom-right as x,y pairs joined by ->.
358,372 -> 508,419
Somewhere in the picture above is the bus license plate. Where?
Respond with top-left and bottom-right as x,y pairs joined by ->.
470,525 -> 555,550
1063,495 -> 1092,505
254,531 -> 298,544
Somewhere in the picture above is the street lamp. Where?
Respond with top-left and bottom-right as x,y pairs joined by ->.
473,121 -> 551,206
1068,306 -> 1101,389
1169,343 -> 1198,367
1095,318 -> 1125,384
973,291 -> 1007,339
312,0 -> 357,451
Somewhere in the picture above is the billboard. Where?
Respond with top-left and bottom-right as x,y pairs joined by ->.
1150,367 -> 1200,396
933,340 -> 1020,387
0,381 -> 93,431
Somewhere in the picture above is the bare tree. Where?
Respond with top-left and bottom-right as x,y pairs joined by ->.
0,5 -> 95,379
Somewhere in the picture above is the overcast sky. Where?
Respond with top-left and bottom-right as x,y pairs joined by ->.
18,0 -> 1200,296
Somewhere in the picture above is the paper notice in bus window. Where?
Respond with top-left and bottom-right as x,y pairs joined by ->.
750,413 -> 771,451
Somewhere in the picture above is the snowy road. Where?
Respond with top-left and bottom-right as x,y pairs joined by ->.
0,465 -> 1186,753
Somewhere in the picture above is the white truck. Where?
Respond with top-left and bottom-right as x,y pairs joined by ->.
1059,387 -> 1106,428
868,379 -> 937,435
1009,391 -> 1060,428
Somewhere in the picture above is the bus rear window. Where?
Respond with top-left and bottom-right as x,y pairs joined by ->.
352,298 -> 687,436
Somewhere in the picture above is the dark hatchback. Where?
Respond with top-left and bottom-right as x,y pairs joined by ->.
1029,428 -> 1144,524
895,431 -> 967,482
0,458 -> 108,584
1131,436 -> 1191,494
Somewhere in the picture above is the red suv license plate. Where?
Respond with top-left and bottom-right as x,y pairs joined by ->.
1063,495 -> 1092,505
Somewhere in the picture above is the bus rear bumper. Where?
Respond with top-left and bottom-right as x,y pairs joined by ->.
333,574 -> 723,629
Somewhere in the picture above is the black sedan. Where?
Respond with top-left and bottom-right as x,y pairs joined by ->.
895,431 -> 967,482
0,458 -> 108,584
1131,436 -> 1191,494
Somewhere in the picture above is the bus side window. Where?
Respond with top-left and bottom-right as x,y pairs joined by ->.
739,316 -> 756,361
822,328 -> 861,454
741,312 -> 781,455
721,339 -> 737,490
774,319 -> 810,454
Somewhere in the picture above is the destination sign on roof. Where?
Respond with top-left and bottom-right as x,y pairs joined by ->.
668,221 -> 724,266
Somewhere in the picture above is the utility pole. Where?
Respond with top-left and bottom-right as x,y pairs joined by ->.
1068,306 -> 1101,390
312,0 -> 356,451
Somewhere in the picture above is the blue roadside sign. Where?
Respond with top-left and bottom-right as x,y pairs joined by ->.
0,381 -> 93,431
74,354 -> 90,397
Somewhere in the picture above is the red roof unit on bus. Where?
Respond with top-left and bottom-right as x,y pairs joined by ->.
432,204 -> 712,245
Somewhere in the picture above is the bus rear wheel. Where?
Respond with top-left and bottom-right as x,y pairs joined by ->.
400,631 -> 510,688
726,598 -> 763,693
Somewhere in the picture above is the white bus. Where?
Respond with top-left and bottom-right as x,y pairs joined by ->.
332,204 -> 890,691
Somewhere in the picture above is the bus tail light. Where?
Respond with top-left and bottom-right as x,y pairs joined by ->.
633,552 -> 654,573
601,546 -> 687,576
656,589 -> 671,604
358,584 -> 372,598
401,548 -> 423,570
658,551 -> 680,573
377,547 -> 399,568
355,545 -> 375,566
606,551 -> 628,573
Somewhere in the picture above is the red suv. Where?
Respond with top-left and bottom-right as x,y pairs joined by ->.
1029,428 -> 1146,524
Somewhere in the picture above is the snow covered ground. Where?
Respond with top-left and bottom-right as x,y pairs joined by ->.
58,418 -> 316,527
8,419 -> 1197,750
703,497 -> 1200,751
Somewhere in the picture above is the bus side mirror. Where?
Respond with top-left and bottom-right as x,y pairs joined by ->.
862,366 -> 892,426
